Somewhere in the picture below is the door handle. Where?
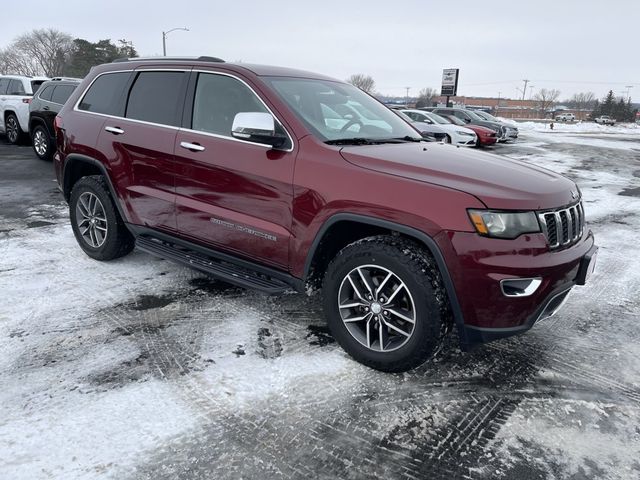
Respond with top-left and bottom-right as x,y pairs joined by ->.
180,141 -> 205,152
43,106 -> 50,111
105,126 -> 124,135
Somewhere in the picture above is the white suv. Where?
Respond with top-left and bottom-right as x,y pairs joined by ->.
555,112 -> 575,122
0,75 -> 50,144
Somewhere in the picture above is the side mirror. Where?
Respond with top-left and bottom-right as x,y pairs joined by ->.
463,117 -> 471,123
232,112 -> 287,149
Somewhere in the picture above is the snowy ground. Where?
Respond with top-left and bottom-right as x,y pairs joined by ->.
1,129 -> 639,480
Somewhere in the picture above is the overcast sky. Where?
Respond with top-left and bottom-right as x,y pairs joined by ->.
2,0 -> 638,100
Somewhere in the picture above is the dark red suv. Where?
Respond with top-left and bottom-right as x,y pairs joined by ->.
53,57 -> 598,372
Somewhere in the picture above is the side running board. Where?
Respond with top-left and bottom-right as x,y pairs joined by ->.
136,236 -> 292,295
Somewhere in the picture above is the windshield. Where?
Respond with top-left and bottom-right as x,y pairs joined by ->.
475,111 -> 498,121
423,112 -> 450,125
441,114 -> 465,126
465,110 -> 486,121
266,77 -> 422,143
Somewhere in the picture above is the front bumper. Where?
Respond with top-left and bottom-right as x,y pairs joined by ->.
434,230 -> 596,348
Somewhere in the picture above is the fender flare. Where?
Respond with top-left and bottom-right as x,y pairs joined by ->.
302,213 -> 467,341
62,154 -> 129,222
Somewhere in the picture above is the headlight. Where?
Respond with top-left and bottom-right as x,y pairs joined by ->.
468,210 -> 540,239
456,131 -> 475,136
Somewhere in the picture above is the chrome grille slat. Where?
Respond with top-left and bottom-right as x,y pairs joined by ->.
537,201 -> 584,250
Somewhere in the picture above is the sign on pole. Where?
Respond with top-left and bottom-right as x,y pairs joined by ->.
441,68 -> 459,96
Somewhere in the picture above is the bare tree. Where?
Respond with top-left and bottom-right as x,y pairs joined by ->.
0,29 -> 73,77
566,91 -> 597,111
533,88 -> 561,118
0,47 -> 42,76
415,87 -> 437,108
346,74 -> 376,93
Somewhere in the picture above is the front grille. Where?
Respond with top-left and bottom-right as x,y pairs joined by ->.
538,202 -> 584,249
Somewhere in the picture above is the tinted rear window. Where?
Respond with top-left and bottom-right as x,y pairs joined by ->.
79,72 -> 130,115
125,71 -> 186,126
0,78 -> 10,95
31,80 -> 46,94
51,84 -> 77,105
8,79 -> 25,95
39,85 -> 54,101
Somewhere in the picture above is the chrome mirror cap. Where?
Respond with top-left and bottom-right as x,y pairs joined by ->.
232,112 -> 275,138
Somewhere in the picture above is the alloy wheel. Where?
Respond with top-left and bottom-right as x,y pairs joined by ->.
337,264 -> 416,352
6,117 -> 18,143
33,129 -> 48,156
75,192 -> 108,248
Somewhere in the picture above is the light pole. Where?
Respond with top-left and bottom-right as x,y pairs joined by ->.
162,27 -> 189,56
405,86 -> 410,107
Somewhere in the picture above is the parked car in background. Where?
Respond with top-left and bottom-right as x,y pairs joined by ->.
425,107 -> 508,142
472,110 -> 519,141
395,111 -> 447,142
439,114 -> 498,147
594,115 -> 615,125
555,112 -> 575,122
401,109 -> 477,146
29,77 -> 81,160
0,74 -> 50,144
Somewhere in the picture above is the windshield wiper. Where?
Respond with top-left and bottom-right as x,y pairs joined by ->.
325,138 -> 379,145
325,136 -> 423,146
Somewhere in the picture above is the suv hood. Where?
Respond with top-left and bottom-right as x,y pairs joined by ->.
340,142 -> 577,210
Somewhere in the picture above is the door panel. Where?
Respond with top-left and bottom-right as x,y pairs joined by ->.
174,133 -> 294,269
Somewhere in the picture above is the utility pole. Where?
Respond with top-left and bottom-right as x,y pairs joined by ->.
625,85 -> 634,101
405,87 -> 410,107
521,79 -> 530,101
497,91 -> 501,115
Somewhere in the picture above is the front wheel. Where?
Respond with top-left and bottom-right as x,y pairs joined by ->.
69,176 -> 134,261
444,134 -> 452,144
322,236 -> 451,372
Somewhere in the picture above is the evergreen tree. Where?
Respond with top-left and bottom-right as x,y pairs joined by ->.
601,90 -> 616,117
64,38 -> 138,78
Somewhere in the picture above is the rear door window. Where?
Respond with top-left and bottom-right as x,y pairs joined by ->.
79,72 -> 130,115
125,71 -> 186,126
8,79 -> 25,95
51,85 -> 77,105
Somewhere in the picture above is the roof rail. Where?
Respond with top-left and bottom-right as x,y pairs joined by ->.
50,77 -> 82,82
112,56 -> 225,63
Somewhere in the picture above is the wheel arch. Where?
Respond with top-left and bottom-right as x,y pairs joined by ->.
28,115 -> 50,137
303,213 -> 467,339
62,154 -> 129,223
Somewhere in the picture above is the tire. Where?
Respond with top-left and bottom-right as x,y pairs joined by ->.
444,134 -> 452,144
322,235 -> 451,372
5,113 -> 24,145
69,175 -> 134,261
31,125 -> 53,160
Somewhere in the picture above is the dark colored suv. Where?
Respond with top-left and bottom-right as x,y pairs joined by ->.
29,77 -> 81,160
53,57 -> 598,372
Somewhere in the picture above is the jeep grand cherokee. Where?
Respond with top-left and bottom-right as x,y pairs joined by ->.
53,57 -> 598,372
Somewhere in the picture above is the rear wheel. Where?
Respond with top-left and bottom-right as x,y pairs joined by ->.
31,125 -> 53,160
5,114 -> 23,145
69,176 -> 134,261
322,235 -> 451,372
